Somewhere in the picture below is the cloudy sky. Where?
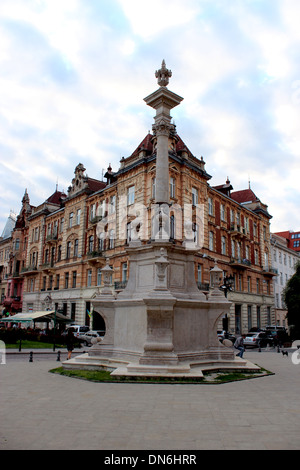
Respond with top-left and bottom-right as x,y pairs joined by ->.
0,0 -> 300,235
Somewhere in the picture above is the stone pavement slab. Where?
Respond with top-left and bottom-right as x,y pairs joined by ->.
1,349 -> 300,450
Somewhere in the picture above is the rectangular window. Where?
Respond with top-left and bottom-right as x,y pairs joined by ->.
197,264 -> 202,283
65,272 -> 69,289
74,239 -> 79,258
97,268 -> 102,286
208,197 -> 213,216
90,204 -> 96,221
127,186 -> 135,205
122,262 -> 128,282
238,274 -> 243,291
109,195 -> 116,214
66,241 -> 71,259
152,178 -> 156,199
69,212 -> 73,228
209,231 -> 214,251
220,204 -> 225,221
87,269 -> 92,287
55,274 -> 60,290
76,209 -> 81,225
253,223 -> 257,237
192,187 -> 198,206
72,271 -> 77,288
170,177 -> 175,198
257,306 -> 261,329
221,236 -> 226,255
230,209 -> 235,223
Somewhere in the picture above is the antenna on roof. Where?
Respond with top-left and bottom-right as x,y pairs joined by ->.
248,175 -> 251,189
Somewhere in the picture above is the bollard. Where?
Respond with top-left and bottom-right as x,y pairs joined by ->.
56,351 -> 61,362
277,345 -> 280,353
29,351 -> 33,362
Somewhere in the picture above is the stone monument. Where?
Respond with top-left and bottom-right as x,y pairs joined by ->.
64,61 -> 258,377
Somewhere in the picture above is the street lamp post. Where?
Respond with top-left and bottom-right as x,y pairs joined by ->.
221,275 -> 234,298
44,294 -> 56,352
220,275 -> 234,333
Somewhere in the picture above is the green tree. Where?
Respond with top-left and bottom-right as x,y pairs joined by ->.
283,261 -> 300,339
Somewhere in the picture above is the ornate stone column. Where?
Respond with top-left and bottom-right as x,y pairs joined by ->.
144,60 -> 183,205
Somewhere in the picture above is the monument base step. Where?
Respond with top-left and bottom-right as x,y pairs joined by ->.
62,353 -> 260,377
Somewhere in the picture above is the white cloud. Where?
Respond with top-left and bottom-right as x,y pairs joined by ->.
117,0 -> 201,40
0,0 -> 300,235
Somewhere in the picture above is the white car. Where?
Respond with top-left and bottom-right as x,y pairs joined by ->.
81,330 -> 104,346
244,332 -> 274,348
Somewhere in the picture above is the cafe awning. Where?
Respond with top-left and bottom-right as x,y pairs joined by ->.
1,311 -> 73,323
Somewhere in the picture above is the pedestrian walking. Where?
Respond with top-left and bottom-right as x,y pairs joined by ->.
234,335 -> 245,358
66,329 -> 75,360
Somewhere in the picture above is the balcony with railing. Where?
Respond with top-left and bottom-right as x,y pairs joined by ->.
87,250 -> 105,265
230,224 -> 247,238
229,257 -> 251,268
46,232 -> 58,243
21,265 -> 38,275
262,266 -> 278,276
90,215 -> 103,225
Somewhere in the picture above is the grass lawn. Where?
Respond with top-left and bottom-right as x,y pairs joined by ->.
6,340 -> 65,349
49,366 -> 273,384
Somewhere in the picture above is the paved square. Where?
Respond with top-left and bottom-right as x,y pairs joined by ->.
1,349 -> 300,450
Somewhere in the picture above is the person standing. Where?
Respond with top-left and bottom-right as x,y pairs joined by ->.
66,329 -> 75,360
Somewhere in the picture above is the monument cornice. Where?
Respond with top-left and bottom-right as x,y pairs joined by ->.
144,87 -> 183,111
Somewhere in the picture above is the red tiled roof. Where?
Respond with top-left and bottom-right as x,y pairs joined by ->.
131,133 -> 154,157
231,189 -> 259,204
86,178 -> 106,192
130,133 -> 194,158
46,190 -> 67,205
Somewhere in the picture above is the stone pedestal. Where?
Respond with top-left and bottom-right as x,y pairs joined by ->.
62,242 -> 258,377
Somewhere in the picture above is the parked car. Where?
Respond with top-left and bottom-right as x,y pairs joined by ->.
265,326 -> 288,345
81,330 -> 104,346
217,330 -> 236,344
244,332 -> 274,348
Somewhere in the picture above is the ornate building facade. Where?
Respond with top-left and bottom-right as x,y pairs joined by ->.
271,233 -> 300,327
1,63 -> 276,335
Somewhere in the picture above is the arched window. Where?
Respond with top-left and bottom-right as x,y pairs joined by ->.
66,242 -> 71,259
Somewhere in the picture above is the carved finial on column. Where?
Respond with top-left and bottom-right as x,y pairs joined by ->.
155,60 -> 172,87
